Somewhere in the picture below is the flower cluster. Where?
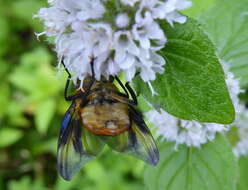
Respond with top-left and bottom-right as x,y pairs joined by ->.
222,62 -> 248,157
147,62 -> 242,148
222,62 -> 244,115
147,109 -> 229,147
36,0 -> 192,84
233,108 -> 248,157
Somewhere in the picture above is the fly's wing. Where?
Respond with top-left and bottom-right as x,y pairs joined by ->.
100,132 -> 129,152
127,108 -> 159,165
81,126 -> 105,156
129,114 -> 159,165
101,108 -> 159,166
57,104 -> 84,181
57,103 -> 104,181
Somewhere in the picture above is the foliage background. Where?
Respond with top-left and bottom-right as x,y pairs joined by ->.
0,0 -> 247,190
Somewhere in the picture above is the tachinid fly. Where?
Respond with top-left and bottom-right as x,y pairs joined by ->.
58,57 -> 159,180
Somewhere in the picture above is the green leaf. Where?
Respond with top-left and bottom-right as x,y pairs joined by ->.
144,135 -> 238,190
0,84 -> 10,117
0,128 -> 23,147
0,17 -> 9,42
11,0 -> 46,30
9,47 -> 53,94
8,177 -> 48,190
237,156 -> 248,190
182,0 -> 217,18
9,48 -> 62,102
35,99 -> 56,134
32,137 -> 57,156
199,0 -> 248,87
133,18 -> 234,124
0,17 -> 9,56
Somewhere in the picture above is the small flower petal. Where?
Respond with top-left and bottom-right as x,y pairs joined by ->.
37,0 -> 192,84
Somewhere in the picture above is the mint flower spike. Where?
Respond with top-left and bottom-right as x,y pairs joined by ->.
36,0 -> 192,85
120,0 -> 139,6
146,61 -> 243,148
48,0 -> 56,5
233,110 -> 248,157
147,109 -> 229,148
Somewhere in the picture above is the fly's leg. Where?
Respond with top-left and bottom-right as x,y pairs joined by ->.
79,57 -> 96,107
90,57 -> 95,80
84,56 -> 96,92
114,76 -> 129,98
61,59 -> 85,101
125,82 -> 138,105
114,76 -> 138,105
86,56 -> 96,91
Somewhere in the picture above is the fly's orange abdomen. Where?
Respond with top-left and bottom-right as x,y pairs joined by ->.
81,103 -> 130,136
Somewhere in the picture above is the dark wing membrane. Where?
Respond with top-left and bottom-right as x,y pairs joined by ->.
101,108 -> 159,166
57,103 -> 104,181
57,104 -> 86,181
128,108 -> 159,166
100,132 -> 129,152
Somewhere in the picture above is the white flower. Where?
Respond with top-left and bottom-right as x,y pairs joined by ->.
90,23 -> 113,57
115,13 -> 130,28
233,109 -> 248,157
159,0 -> 192,25
105,58 -> 121,76
113,31 -> 139,68
138,49 -> 165,81
36,7 -> 71,36
147,109 -> 228,147
133,11 -> 166,49
120,0 -> 140,6
48,0 -> 57,5
219,60 -> 248,158
138,0 -> 191,25
75,0 -> 105,21
233,138 -> 248,157
222,61 -> 244,115
56,23 -> 113,81
37,0 -> 192,84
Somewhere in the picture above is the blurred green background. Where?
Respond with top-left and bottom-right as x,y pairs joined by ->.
1,0 -> 248,190
0,0 -> 145,189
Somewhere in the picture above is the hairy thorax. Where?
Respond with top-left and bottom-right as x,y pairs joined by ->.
77,80 -> 131,136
